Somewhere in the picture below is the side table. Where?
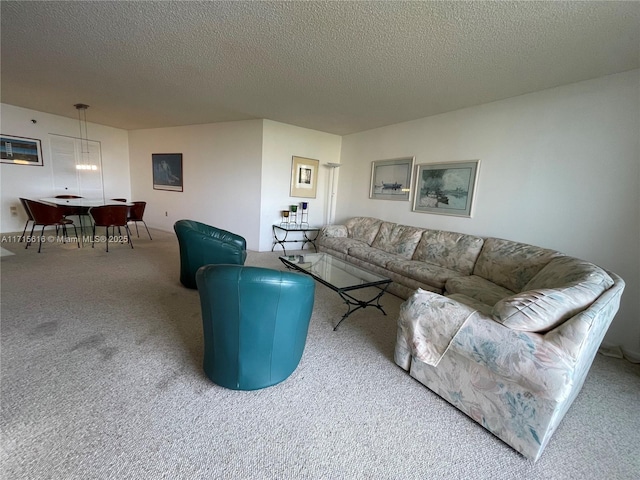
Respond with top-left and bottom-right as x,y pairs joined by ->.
272,224 -> 320,256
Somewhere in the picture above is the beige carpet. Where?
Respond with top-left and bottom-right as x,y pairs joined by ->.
1,229 -> 639,479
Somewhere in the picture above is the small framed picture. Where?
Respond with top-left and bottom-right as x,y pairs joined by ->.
1,135 -> 43,166
369,157 -> 415,201
290,156 -> 319,198
413,160 -> 480,217
152,153 -> 183,192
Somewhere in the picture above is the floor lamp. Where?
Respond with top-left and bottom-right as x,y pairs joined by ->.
325,163 -> 341,225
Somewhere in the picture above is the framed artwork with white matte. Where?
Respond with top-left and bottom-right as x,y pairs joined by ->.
290,156 -> 319,198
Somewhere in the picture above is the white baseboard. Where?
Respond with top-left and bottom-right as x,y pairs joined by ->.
600,342 -> 640,364
622,349 -> 640,364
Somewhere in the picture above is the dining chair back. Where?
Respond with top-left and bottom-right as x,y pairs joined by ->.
89,205 -> 133,252
127,201 -> 152,240
23,199 -> 79,253
19,197 -> 35,242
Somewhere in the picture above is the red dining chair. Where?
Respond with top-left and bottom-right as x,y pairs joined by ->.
19,197 -> 35,242
23,199 -> 79,253
89,205 -> 133,252
127,201 -> 152,240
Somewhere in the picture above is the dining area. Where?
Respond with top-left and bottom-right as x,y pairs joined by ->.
19,196 -> 152,253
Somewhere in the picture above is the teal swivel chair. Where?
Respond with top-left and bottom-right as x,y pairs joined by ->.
174,219 -> 247,289
196,264 -> 315,390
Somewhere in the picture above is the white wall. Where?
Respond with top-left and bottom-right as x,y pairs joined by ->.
128,120 -> 264,250
338,70 -> 640,359
260,120 -> 342,251
0,103 -> 131,234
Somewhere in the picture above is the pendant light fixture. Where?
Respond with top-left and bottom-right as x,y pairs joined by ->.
73,103 -> 96,170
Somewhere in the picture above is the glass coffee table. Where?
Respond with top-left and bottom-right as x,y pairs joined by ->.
280,253 -> 392,330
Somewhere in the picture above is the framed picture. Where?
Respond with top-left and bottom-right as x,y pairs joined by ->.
413,160 -> 480,217
152,153 -> 183,191
290,156 -> 319,198
1,135 -> 43,166
369,156 -> 415,201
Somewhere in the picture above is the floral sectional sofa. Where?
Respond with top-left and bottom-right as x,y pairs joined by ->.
317,217 -> 625,461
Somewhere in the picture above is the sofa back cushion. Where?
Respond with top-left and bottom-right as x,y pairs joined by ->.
523,256 -> 614,292
412,230 -> 484,275
345,217 -> 383,245
491,256 -> 614,332
473,238 -> 562,293
371,222 -> 424,259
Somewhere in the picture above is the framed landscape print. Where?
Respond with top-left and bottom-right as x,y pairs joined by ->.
152,153 -> 183,191
369,156 -> 414,201
290,156 -> 319,198
1,135 -> 43,166
413,160 -> 479,217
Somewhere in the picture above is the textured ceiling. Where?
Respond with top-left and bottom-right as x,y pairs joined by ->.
1,1 -> 639,135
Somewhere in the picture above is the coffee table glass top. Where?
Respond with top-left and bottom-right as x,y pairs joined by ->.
279,253 -> 390,291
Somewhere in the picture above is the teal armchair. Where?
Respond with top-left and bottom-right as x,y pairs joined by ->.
196,264 -> 315,390
174,219 -> 247,289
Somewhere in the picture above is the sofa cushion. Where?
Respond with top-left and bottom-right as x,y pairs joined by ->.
524,256 -> 614,291
387,259 -> 465,290
320,224 -> 348,238
473,238 -> 562,293
493,286 -> 604,333
371,222 -> 424,259
345,217 -> 383,245
319,237 -> 369,255
348,245 -> 400,268
412,230 -> 484,275
445,275 -> 515,307
446,293 -> 494,316
492,256 -> 615,332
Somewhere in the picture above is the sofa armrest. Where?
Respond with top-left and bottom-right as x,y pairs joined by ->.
451,311 -> 577,395
399,291 -> 574,395
544,273 -> 624,361
396,289 -> 478,368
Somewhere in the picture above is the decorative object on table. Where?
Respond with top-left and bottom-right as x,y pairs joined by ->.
152,153 -> 183,192
289,204 -> 298,224
1,134 -> 43,166
412,160 -> 479,217
369,156 -> 415,201
195,264 -> 315,390
280,210 -> 290,225
300,202 -> 309,226
290,156 -> 320,198
173,219 -> 247,289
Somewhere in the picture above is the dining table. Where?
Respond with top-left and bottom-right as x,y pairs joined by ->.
39,197 -> 133,207
38,197 -> 133,236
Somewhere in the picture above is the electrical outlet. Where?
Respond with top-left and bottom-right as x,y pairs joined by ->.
10,205 -> 17,217
165,211 -> 168,217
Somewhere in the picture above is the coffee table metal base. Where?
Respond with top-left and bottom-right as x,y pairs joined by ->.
333,284 -> 390,331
